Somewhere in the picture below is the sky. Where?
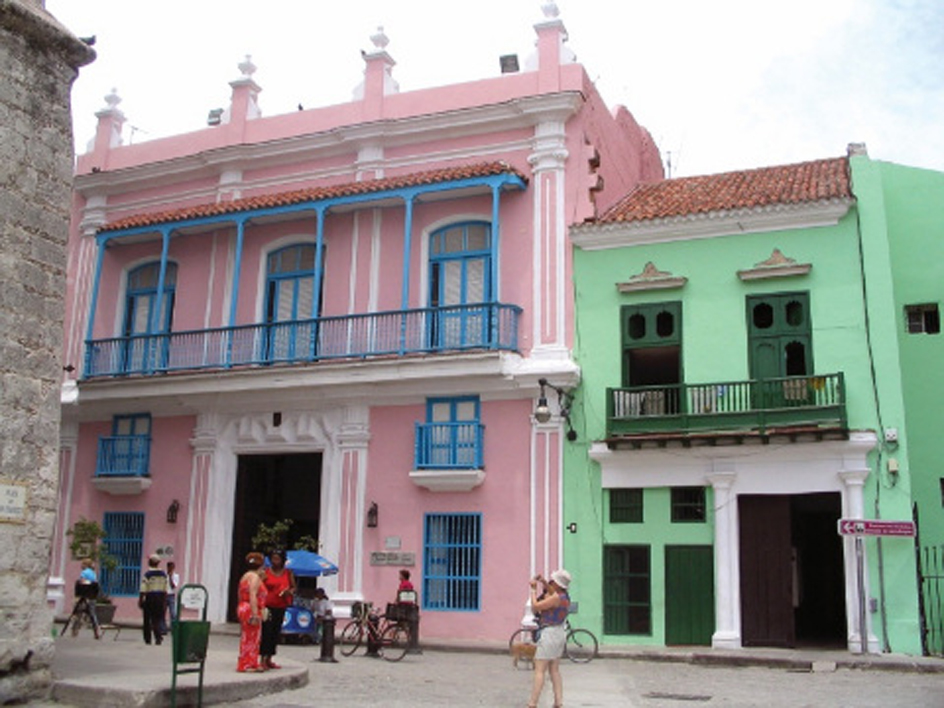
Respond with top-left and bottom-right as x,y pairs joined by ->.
46,0 -> 944,178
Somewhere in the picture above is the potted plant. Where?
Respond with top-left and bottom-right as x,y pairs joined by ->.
66,517 -> 119,624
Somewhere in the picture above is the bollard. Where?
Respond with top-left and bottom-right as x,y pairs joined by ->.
318,615 -> 337,663
407,605 -> 422,654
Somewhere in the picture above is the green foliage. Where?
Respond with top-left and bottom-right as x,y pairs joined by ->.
251,519 -> 319,554
66,517 -> 119,572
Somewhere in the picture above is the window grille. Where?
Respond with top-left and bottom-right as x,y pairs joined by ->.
610,488 -> 643,523
101,512 -> 145,597
671,487 -> 706,523
423,513 -> 481,611
603,545 -> 651,635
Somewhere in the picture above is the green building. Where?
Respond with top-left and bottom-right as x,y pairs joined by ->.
566,146 -> 933,655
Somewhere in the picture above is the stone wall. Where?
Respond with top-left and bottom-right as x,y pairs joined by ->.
0,0 -> 93,702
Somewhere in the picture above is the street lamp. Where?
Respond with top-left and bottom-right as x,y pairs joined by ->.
533,378 -> 577,441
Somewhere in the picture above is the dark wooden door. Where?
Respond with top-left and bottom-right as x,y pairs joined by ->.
665,545 -> 715,645
739,495 -> 794,647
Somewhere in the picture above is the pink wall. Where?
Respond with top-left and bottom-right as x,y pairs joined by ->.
362,400 -> 535,640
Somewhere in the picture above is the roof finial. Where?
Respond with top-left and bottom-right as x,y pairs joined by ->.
238,54 -> 257,79
103,88 -> 122,112
370,26 -> 389,51
541,1 -> 560,19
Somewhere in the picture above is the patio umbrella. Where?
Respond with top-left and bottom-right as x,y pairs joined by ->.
282,550 -> 339,577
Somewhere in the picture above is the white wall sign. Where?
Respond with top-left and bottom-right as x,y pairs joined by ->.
0,481 -> 27,524
369,551 -> 415,566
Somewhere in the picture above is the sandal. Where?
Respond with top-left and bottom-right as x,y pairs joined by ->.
266,660 -> 282,669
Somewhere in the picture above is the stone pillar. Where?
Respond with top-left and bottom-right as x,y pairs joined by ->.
0,1 -> 94,702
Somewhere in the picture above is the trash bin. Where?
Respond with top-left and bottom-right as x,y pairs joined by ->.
174,620 -> 211,664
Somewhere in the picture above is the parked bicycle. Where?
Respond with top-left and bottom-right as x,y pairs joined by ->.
338,601 -> 411,662
509,602 -> 598,664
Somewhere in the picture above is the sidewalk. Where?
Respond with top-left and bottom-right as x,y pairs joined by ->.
50,624 -> 944,707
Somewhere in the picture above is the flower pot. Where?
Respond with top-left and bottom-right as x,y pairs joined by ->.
95,603 -> 116,625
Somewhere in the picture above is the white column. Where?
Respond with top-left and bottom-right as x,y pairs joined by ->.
708,470 -> 740,649
329,406 -> 370,601
839,467 -> 878,653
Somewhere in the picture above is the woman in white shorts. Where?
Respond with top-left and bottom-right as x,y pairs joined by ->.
527,569 -> 572,708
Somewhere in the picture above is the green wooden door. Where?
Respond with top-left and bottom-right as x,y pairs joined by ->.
664,545 -> 714,646
747,292 -> 811,409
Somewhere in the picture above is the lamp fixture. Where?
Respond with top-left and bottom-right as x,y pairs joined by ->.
166,499 -> 180,524
366,501 -> 379,528
534,378 -> 577,441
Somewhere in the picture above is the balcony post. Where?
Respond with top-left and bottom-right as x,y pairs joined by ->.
83,235 -> 108,377
399,193 -> 416,355
146,225 -> 173,374
490,184 -> 501,348
310,207 -> 326,360
225,217 -> 247,368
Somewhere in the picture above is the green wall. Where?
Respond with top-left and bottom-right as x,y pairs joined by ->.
567,187 -> 922,652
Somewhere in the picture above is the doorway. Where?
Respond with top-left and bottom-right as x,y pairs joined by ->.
227,452 -> 322,621
739,492 -> 845,648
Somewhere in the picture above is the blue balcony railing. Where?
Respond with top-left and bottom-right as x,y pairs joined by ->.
84,302 -> 521,378
95,435 -> 151,477
606,373 -> 846,437
414,422 -> 485,469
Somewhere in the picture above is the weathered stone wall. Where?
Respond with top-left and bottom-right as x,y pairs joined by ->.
0,0 -> 93,702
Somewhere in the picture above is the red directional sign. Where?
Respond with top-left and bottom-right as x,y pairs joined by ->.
837,519 -> 916,537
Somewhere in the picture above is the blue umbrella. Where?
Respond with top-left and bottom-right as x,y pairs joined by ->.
281,550 -> 339,577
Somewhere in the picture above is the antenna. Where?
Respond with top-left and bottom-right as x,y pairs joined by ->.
665,150 -> 673,179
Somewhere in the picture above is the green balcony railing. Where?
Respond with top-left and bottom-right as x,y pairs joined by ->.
606,373 -> 846,437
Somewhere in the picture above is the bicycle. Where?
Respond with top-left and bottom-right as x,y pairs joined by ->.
509,602 -> 598,664
338,601 -> 411,662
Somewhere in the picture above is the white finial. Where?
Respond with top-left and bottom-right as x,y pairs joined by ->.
103,88 -> 121,111
371,26 -> 389,50
542,1 -> 560,18
238,54 -> 256,78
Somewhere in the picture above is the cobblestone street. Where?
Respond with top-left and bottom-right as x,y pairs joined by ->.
227,640 -> 944,708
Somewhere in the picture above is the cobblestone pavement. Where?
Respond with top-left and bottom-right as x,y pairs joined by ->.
229,641 -> 944,708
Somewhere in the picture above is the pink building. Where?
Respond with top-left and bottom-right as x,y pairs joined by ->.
52,3 -> 662,640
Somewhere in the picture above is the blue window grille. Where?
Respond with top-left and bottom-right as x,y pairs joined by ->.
96,414 -> 152,477
101,512 -> 145,597
415,397 -> 483,469
429,222 -> 493,349
423,513 -> 481,611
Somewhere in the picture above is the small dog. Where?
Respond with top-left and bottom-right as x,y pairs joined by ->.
510,641 -> 536,669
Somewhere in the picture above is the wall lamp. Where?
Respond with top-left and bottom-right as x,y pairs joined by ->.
366,501 -> 379,528
166,499 -> 180,524
534,378 -> 577,441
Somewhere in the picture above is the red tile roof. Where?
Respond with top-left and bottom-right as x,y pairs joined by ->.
100,161 -> 528,233
595,157 -> 851,225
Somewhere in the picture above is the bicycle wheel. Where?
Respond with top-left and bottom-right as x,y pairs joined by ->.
338,620 -> 364,657
380,623 -> 409,662
508,627 -> 538,651
565,628 -> 598,663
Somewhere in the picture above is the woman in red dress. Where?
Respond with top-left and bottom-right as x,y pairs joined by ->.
260,549 -> 296,670
236,552 -> 267,672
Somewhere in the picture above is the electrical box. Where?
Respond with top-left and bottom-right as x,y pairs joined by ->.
884,427 -> 898,443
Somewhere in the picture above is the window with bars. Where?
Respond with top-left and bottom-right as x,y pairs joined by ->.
906,304 -> 940,334
609,488 -> 643,523
603,545 -> 651,635
671,487 -> 706,522
423,513 -> 481,611
101,512 -> 145,596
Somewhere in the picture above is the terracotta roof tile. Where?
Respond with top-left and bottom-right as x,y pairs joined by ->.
596,157 -> 851,225
101,161 -> 528,233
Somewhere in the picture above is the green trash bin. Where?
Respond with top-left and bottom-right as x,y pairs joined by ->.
174,620 -> 210,664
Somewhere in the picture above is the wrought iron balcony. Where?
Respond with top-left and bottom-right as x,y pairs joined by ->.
414,421 -> 485,469
606,373 -> 846,437
95,435 -> 151,477
83,303 -> 521,378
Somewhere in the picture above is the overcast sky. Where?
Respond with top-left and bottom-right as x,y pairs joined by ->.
47,0 -> 944,178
